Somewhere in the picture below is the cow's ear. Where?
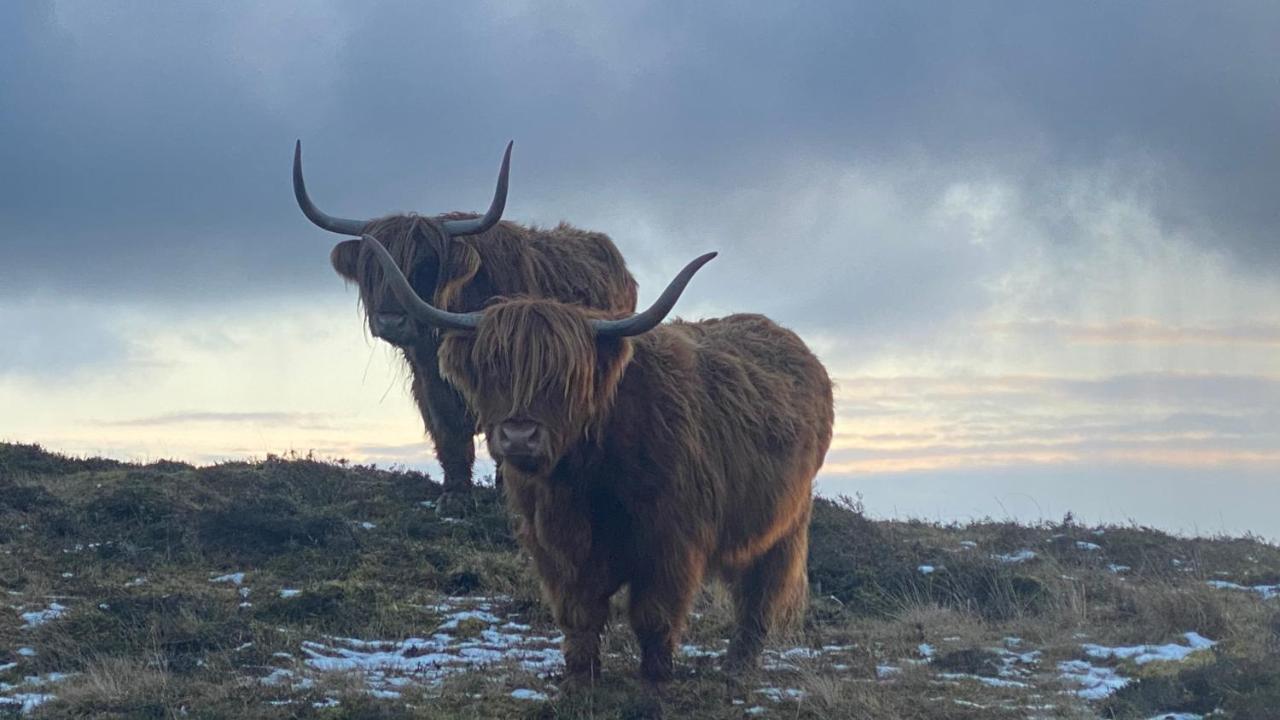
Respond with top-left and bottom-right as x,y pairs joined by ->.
436,244 -> 482,311
595,335 -> 634,395
330,239 -> 362,280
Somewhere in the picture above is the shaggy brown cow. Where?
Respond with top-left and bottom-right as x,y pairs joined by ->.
293,142 -> 638,497
361,236 -> 834,683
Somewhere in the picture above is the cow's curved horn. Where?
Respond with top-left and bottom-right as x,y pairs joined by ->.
440,141 -> 513,237
591,253 -> 717,338
294,140 -> 369,236
360,235 -> 481,331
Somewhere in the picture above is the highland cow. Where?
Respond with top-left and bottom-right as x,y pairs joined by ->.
362,236 -> 834,683
293,142 -> 637,499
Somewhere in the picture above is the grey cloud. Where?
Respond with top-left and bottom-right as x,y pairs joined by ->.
0,301 -> 140,378
1,0 -> 1277,315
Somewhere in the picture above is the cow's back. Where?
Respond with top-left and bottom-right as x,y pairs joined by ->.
466,221 -> 638,313
650,314 -> 833,570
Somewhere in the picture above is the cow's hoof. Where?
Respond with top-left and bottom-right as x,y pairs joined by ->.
434,490 -> 472,518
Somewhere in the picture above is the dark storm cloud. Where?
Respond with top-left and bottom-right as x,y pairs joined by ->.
2,1 -> 1276,307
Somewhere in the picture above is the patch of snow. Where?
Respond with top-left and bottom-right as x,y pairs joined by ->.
917,643 -> 935,659
918,565 -> 936,574
756,687 -> 806,702
876,665 -> 900,678
1075,541 -> 1102,551
511,688 -> 548,701
280,589 -> 302,599
437,610 -> 501,630
1206,580 -> 1279,600
20,603 -> 67,628
210,572 -> 245,585
938,672 -> 1028,688
125,577 -> 146,587
0,693 -> 54,713
1082,632 -> 1215,665
16,649 -> 35,657
301,597 -> 563,695
993,550 -> 1037,564
745,708 -> 767,716
26,672 -> 72,685
1108,564 -> 1131,574
259,668 -> 314,690
680,644 -> 725,658
313,698 -> 340,708
359,522 -> 376,530
1146,714 -> 1202,720
958,540 -> 978,549
0,663 -> 15,673
1058,659 -> 1129,699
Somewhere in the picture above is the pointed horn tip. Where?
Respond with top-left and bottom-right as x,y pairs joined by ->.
687,251 -> 718,271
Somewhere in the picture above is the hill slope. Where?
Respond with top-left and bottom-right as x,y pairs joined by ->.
1,443 -> 1277,719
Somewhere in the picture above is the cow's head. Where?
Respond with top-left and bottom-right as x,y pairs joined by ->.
293,141 -> 511,347
360,235 -> 715,477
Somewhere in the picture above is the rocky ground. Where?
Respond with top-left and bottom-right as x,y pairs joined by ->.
1,442 -> 1278,719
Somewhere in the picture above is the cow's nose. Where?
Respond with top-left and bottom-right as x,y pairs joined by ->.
496,419 -> 544,457
372,313 -> 409,338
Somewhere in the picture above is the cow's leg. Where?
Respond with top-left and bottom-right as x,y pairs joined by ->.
629,554 -> 706,683
724,524 -> 810,674
411,357 -> 478,516
408,345 -> 475,495
552,590 -> 611,684
422,375 -> 476,493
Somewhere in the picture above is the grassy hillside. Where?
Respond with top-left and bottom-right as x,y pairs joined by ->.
1,442 -> 1277,719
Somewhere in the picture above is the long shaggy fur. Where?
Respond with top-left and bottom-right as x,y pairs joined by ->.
330,212 -> 637,491
439,305 -> 834,681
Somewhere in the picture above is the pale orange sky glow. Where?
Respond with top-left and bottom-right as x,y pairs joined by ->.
4,1 -> 1279,539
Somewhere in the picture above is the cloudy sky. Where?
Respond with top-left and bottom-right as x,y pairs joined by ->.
3,1 -> 1278,537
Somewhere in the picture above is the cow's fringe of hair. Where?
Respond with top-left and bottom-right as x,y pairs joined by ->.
443,299 -> 633,439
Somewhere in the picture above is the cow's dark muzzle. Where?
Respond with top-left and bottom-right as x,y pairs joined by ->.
495,419 -> 548,472
371,312 -> 418,344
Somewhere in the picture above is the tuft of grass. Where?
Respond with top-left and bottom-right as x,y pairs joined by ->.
2,442 -> 1280,719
